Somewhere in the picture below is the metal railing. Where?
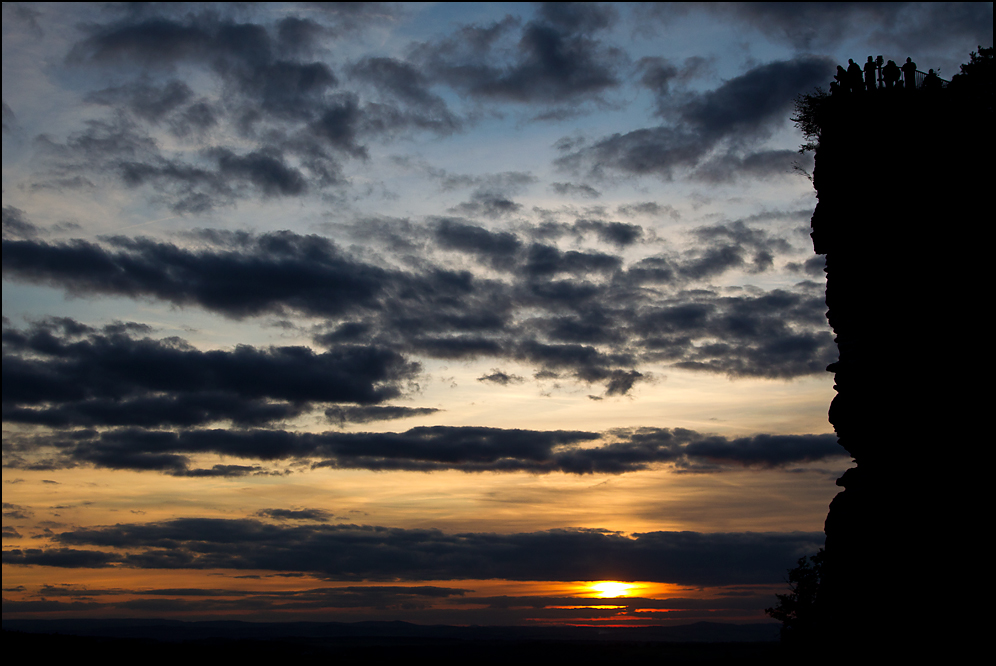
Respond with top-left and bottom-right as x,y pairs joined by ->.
913,69 -> 949,90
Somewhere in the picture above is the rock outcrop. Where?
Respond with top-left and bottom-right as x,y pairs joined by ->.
811,83 -> 990,654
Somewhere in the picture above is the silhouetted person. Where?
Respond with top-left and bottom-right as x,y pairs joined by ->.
864,56 -> 877,92
883,60 -> 901,90
847,59 -> 863,93
832,65 -> 848,95
923,68 -> 942,91
901,57 -> 918,91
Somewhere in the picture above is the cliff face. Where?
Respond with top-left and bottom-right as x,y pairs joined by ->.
811,87 -> 989,648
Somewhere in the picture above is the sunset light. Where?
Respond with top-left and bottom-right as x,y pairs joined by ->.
587,582 -> 637,598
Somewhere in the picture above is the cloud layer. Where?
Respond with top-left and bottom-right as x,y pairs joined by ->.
5,518 -> 824,586
4,221 -> 834,396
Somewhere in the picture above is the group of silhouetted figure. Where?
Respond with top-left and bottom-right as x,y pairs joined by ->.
832,56 -> 944,95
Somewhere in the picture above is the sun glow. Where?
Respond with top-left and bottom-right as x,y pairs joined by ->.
587,581 -> 636,598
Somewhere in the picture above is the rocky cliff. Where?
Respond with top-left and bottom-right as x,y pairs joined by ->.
811,82 -> 990,653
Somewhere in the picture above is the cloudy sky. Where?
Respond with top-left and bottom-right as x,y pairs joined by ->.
3,2 -> 990,627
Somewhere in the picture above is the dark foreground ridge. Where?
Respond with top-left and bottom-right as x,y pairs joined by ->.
5,620 -> 780,665
804,48 -> 991,657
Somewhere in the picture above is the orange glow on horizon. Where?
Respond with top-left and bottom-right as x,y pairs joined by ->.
547,605 -> 626,610
586,581 -> 637,597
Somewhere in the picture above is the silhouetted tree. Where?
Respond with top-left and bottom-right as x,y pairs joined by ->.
955,45 -> 994,80
948,45 -> 993,111
765,549 -> 824,644
791,88 -> 830,155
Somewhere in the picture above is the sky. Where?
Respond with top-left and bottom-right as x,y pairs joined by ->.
3,2 -> 991,627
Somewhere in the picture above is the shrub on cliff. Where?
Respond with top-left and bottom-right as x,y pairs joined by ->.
765,549 -> 824,644
791,88 -> 830,155
948,45 -> 993,112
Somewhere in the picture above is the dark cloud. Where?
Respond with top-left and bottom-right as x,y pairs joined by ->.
523,243 -> 621,277
550,182 -> 601,199
558,55 -> 834,181
33,118 -> 318,212
681,433 -> 844,469
681,57 -> 835,138
70,13 -> 344,130
874,3 -> 994,54
5,420 -> 843,476
631,288 -> 833,378
275,16 -> 328,55
535,2 -> 618,34
3,547 -> 118,568
636,55 -> 713,114
85,79 -> 195,123
447,172 -> 537,219
348,57 -> 461,135
603,369 -> 644,396
305,94 -> 368,158
2,206 -> 42,240
787,255 -> 827,278
637,56 -> 680,99
573,219 -> 643,246
4,225 -> 832,389
679,219 -> 792,274
25,518 -> 823,586
616,201 -> 679,219
557,125 -> 707,179
450,194 -> 522,218
175,464 -> 267,478
412,6 -> 623,105
69,14 -> 264,67
716,2 -> 992,52
2,232 -> 390,318
433,218 -> 522,269
692,148 -> 810,183
3,502 -> 34,520
2,319 -> 419,429
5,582 -> 471,616
255,508 -> 333,522
477,369 -> 525,386
116,147 -> 310,210
45,9 -> 449,210
715,2 -> 909,49
325,405 -> 440,426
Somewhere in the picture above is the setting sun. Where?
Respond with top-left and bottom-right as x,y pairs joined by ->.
587,582 -> 636,598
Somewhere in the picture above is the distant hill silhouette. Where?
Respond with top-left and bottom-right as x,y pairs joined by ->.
4,620 -> 782,666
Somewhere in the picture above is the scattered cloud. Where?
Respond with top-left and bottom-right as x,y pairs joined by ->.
477,369 -> 526,386
557,55 -> 834,181
411,5 -> 623,106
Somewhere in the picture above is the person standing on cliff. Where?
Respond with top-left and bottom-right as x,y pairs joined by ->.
923,69 -> 942,92
883,60 -> 901,90
864,56 -> 878,92
832,65 -> 847,94
901,57 -> 918,91
847,59 -> 863,93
